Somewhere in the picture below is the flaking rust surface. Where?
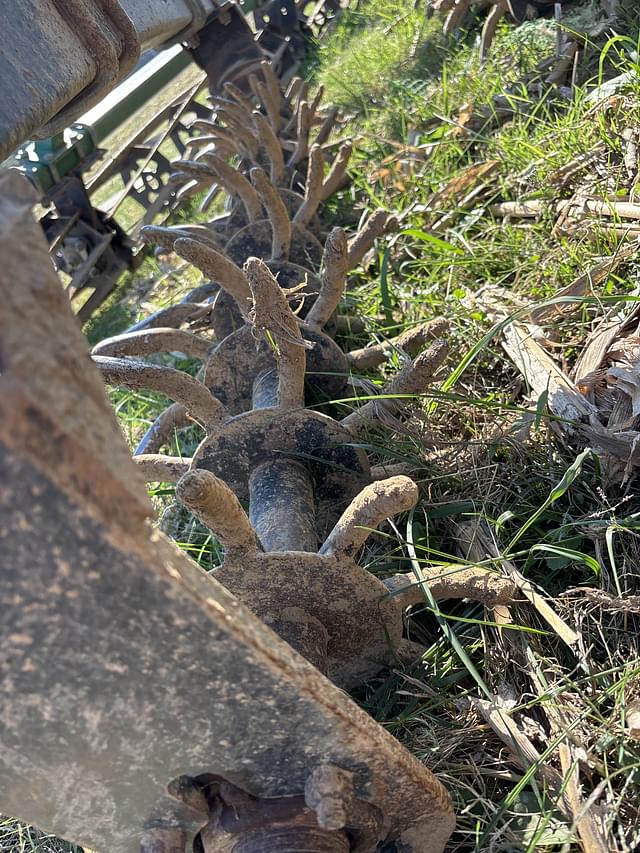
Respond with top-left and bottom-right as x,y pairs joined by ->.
0,173 -> 151,538
215,550 -> 405,687
0,172 -> 455,851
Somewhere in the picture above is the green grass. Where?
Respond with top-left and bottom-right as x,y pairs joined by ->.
307,2 -> 640,848
8,1 -> 640,851
0,819 -> 77,853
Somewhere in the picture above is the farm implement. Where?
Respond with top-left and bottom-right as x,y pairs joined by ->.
0,2 -> 531,850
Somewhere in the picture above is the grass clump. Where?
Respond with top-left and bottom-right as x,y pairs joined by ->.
307,0 -> 640,849
0,819 -> 77,853
313,0 -> 448,114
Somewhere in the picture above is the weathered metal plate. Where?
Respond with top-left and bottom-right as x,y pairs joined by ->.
0,0 -> 213,159
0,172 -> 455,852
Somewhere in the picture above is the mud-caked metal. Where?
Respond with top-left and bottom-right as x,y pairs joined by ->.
0,171 -> 455,851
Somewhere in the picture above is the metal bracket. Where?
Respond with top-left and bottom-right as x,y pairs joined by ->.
41,174 -> 135,320
189,4 -> 266,92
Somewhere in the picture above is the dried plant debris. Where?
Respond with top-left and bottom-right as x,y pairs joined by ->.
497,295 -> 640,485
431,0 -> 619,63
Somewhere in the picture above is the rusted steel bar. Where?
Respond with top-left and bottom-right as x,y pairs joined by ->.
346,317 -> 450,371
341,340 -> 450,435
92,327 -> 212,360
320,141 -> 352,201
347,209 -> 396,269
93,355 -> 226,428
249,459 -> 318,552
133,453 -> 192,483
305,226 -> 348,332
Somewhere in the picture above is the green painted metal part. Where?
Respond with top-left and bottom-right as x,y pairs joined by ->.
1,0 -> 291,197
79,45 -> 193,143
8,129 -> 95,196
6,45 -> 194,196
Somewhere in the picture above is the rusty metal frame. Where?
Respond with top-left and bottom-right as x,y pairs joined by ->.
0,170 -> 455,851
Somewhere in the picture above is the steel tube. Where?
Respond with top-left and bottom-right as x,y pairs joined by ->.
123,0 -> 210,47
251,368 -> 280,410
0,0 -> 214,160
248,369 -> 318,553
249,459 -> 318,552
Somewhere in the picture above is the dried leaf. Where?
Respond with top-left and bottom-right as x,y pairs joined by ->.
607,365 -> 640,416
